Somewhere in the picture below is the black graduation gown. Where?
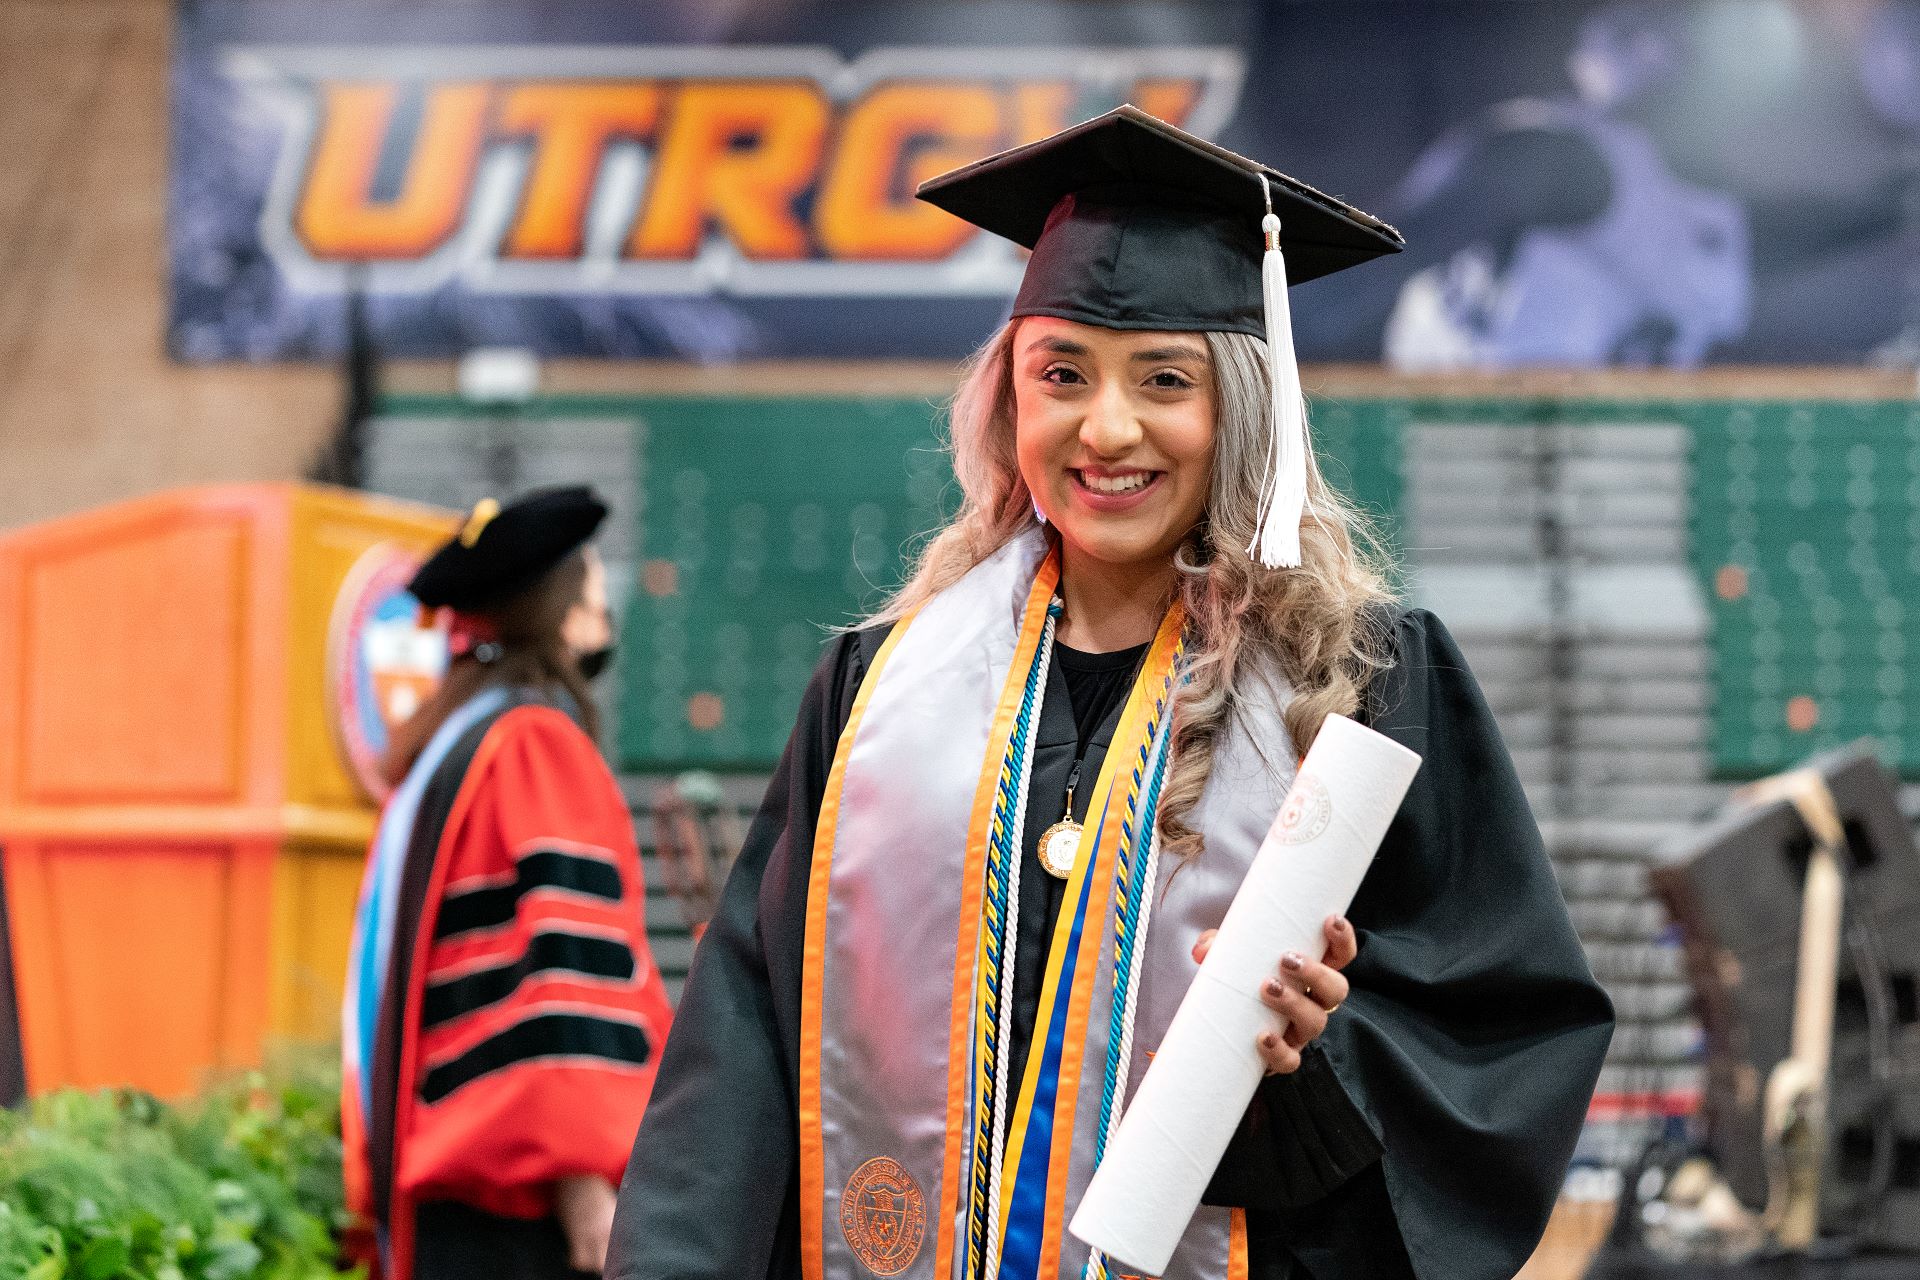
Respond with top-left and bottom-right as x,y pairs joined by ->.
608,608 -> 1614,1280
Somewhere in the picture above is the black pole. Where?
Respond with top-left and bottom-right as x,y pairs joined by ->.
311,266 -> 379,488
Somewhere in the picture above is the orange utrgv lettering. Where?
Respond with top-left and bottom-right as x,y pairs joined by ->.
293,74 -> 1209,265
496,81 -> 664,259
626,80 -> 831,261
809,76 -> 1194,261
1132,78 -> 1204,132
295,81 -> 493,260
815,78 -> 1212,259
814,82 -> 1002,260
1010,82 -> 1077,147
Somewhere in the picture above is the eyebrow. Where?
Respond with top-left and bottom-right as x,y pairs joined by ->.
1130,344 -> 1210,363
1024,336 -> 1210,363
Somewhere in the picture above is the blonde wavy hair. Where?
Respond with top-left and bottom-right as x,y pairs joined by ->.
869,320 -> 1399,859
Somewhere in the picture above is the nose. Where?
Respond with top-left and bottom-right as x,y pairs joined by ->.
1079,379 -> 1142,457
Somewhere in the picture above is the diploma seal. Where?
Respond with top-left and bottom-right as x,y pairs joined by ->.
1275,774 -> 1332,845
840,1156 -> 926,1275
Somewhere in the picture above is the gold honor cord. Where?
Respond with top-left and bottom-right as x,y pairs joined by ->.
1737,769 -> 1847,1250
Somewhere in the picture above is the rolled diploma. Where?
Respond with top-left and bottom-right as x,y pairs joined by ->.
1068,713 -> 1422,1275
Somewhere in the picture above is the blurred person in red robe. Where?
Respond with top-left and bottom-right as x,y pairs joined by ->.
343,486 -> 672,1280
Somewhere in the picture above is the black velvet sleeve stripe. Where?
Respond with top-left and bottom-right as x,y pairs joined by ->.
433,882 -> 519,940
420,1012 -> 654,1104
421,930 -> 638,1030
434,848 -> 625,940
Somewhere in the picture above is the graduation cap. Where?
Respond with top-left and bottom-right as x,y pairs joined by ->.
410,485 -> 608,611
917,106 -> 1403,569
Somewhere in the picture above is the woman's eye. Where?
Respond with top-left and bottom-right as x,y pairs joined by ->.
1040,364 -> 1085,386
1148,370 -> 1195,390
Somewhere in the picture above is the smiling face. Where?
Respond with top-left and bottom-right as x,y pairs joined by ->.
1012,316 -> 1217,583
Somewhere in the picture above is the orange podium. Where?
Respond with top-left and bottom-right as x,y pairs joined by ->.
0,484 -> 454,1095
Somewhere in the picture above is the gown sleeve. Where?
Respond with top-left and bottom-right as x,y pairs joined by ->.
398,704 -> 676,1215
606,632 -> 871,1280
1251,607 -> 1614,1280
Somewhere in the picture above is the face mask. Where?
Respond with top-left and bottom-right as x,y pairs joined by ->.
577,641 -> 616,683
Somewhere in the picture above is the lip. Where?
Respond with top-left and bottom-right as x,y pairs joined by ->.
1069,467 -> 1165,513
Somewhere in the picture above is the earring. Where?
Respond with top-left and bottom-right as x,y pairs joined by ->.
1032,496 -> 1048,526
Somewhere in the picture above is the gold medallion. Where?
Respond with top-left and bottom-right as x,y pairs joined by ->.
1038,818 -> 1082,879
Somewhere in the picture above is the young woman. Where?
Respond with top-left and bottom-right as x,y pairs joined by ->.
609,110 -> 1612,1280
343,486 -> 673,1280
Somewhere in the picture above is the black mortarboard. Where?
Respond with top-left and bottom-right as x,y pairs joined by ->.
916,104 -> 1402,339
410,485 -> 607,611
917,107 -> 1402,569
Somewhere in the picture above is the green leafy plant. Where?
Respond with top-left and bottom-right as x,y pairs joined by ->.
0,1056 -> 358,1280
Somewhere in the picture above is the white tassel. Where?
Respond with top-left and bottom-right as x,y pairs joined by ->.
1248,178 -> 1309,570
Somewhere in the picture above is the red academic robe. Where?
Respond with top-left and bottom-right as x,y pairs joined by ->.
345,694 -> 673,1280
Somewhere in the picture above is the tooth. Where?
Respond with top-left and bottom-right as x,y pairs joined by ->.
1080,471 -> 1151,493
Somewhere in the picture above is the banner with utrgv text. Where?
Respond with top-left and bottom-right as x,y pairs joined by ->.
170,1 -> 1246,361
171,0 -> 1920,365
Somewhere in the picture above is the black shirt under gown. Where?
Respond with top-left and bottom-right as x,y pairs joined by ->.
608,608 -> 1614,1280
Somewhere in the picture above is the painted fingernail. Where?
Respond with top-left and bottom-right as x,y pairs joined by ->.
1330,918 -> 1347,932
1264,978 -> 1285,997
1261,1032 -> 1279,1050
1281,952 -> 1304,971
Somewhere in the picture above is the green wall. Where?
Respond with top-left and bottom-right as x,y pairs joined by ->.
379,391 -> 1920,778
615,393 -> 1404,771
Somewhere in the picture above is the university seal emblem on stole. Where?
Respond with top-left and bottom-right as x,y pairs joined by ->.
839,1156 -> 927,1275
1276,774 -> 1332,845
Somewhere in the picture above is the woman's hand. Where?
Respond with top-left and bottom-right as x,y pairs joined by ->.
554,1173 -> 618,1275
1190,915 -> 1356,1075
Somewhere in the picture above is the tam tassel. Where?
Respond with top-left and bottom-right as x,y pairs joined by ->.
1249,178 -> 1309,570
